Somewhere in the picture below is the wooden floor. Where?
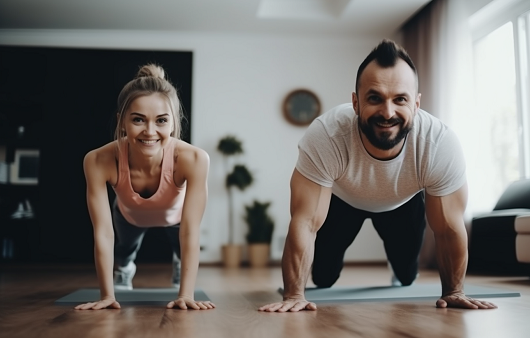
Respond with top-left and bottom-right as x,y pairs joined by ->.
1,263 -> 529,338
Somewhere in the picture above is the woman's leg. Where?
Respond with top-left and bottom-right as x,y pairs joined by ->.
164,225 -> 181,286
112,200 -> 146,289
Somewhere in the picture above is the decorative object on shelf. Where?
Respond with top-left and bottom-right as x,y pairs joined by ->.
282,89 -> 321,126
9,149 -> 39,185
217,135 -> 254,268
244,200 -> 274,268
10,199 -> 35,219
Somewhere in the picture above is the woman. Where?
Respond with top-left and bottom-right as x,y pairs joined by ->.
75,64 -> 214,310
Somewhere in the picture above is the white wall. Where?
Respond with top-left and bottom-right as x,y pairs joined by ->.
0,29 -> 389,263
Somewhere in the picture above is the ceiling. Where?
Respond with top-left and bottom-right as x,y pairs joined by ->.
0,0 -> 432,38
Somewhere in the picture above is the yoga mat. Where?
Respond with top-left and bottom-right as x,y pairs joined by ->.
55,288 -> 211,305
277,284 -> 520,304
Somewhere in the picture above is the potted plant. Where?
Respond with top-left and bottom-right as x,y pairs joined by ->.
217,135 -> 253,268
244,200 -> 274,268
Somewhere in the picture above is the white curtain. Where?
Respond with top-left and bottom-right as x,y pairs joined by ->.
401,0 -> 474,268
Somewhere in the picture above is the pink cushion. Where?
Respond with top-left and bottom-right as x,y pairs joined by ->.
515,215 -> 530,233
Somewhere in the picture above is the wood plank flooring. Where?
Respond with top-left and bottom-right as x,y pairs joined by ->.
1,263 -> 529,338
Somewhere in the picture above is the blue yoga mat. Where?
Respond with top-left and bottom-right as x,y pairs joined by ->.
277,283 -> 520,304
55,288 -> 211,305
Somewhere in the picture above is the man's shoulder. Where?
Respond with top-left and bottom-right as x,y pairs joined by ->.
412,109 -> 450,144
314,103 -> 356,135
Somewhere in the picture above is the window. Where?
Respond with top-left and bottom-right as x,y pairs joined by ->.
468,0 -> 530,213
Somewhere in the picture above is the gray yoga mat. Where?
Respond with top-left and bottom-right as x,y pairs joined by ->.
55,288 -> 211,305
277,284 -> 520,304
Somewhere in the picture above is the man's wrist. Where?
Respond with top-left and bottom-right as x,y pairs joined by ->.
282,293 -> 306,301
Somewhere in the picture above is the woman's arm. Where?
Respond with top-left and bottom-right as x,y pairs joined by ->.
166,143 -> 214,310
75,149 -> 120,310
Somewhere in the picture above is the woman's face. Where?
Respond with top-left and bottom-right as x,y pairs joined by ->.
123,93 -> 174,156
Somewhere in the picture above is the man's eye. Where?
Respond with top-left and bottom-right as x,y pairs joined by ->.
368,96 -> 381,103
395,97 -> 407,103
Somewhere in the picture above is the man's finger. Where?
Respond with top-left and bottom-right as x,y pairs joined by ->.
470,299 -> 497,309
436,299 -> 447,308
289,301 -> 308,312
277,302 -> 296,313
258,303 -> 276,311
265,303 -> 285,312
479,300 -> 497,309
305,302 -> 317,310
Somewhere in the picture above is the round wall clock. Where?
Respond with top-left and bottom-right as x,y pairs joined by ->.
282,89 -> 321,126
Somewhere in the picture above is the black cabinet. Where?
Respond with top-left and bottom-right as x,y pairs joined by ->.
0,183 -> 40,262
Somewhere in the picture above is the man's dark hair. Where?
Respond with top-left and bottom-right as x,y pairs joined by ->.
355,39 -> 418,93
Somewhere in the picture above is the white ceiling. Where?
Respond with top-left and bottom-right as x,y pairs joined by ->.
0,0 -> 432,38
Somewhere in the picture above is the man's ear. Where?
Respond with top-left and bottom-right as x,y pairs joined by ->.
416,93 -> 421,112
352,92 -> 359,115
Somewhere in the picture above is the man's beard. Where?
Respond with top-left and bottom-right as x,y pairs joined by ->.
358,114 -> 413,151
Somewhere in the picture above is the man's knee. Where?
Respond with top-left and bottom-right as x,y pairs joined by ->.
395,272 -> 419,286
312,270 -> 340,288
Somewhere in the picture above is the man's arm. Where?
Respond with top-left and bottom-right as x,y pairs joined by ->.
425,183 -> 496,309
259,169 -> 332,312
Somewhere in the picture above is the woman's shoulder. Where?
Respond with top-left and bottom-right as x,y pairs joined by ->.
173,139 -> 210,166
84,141 -> 119,168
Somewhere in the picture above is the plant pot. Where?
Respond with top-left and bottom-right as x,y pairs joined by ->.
248,243 -> 270,268
222,244 -> 242,268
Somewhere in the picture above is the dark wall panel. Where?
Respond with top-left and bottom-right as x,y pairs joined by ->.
0,46 -> 193,263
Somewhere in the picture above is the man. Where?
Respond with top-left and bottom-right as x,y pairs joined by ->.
259,39 -> 497,312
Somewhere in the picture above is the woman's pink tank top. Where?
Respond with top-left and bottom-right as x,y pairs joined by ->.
113,139 -> 185,227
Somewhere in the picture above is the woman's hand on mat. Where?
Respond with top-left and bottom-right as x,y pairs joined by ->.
258,297 -> 317,312
74,298 -> 121,310
436,293 -> 497,309
167,296 -> 216,310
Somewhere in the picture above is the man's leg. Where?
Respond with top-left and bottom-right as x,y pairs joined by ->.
371,192 -> 426,286
312,194 -> 367,288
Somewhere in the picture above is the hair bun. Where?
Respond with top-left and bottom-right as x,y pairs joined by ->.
136,64 -> 165,80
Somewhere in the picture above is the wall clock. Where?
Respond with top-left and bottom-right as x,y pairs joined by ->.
282,89 -> 321,126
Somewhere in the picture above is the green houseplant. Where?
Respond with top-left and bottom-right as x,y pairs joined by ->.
217,135 -> 253,267
244,200 -> 274,268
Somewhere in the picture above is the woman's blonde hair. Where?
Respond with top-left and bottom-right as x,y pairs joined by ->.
114,64 -> 182,141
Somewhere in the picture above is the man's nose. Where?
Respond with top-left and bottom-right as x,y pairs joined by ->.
380,101 -> 395,120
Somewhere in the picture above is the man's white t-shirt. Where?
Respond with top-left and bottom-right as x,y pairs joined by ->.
296,103 -> 467,213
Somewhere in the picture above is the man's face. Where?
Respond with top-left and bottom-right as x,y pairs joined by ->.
353,59 -> 420,157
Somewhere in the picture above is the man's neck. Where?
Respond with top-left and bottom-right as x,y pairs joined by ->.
359,131 -> 406,161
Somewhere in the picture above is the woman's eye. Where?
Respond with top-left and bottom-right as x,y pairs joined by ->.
157,118 -> 169,124
132,117 -> 144,123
